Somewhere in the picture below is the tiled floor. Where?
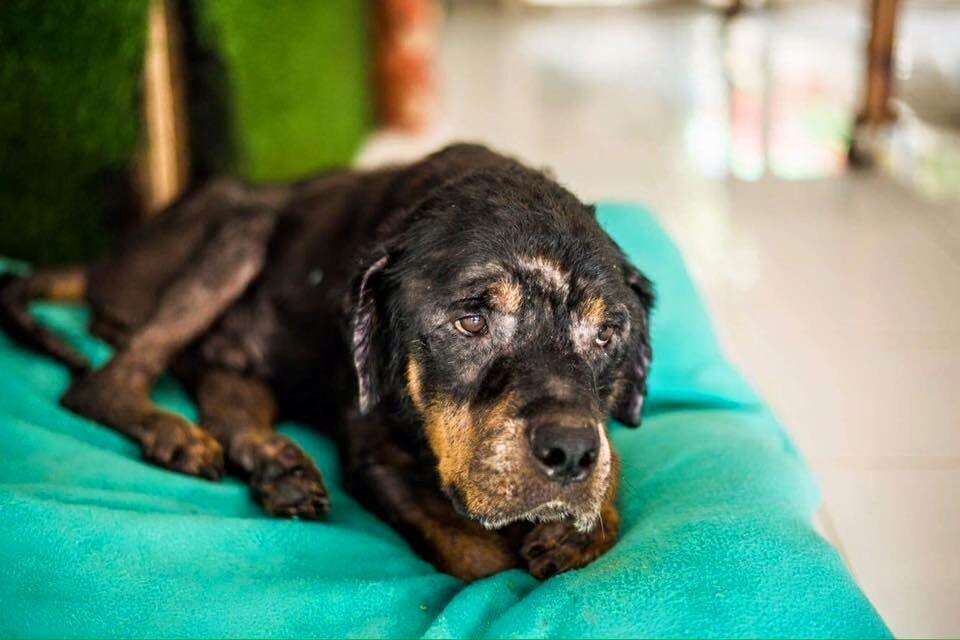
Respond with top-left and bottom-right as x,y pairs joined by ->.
358,1 -> 960,636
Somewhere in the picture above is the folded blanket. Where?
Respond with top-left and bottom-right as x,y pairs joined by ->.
0,203 -> 890,638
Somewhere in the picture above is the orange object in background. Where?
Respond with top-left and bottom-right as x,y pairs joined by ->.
373,0 -> 438,131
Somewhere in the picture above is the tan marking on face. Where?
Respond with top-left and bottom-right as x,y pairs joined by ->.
488,280 -> 523,314
406,356 -> 427,414
579,296 -> 607,325
423,396 -> 474,490
419,383 -> 614,532
461,393 -> 522,515
422,391 -> 519,511
517,255 -> 569,296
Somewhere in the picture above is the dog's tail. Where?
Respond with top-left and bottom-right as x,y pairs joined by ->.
0,266 -> 92,374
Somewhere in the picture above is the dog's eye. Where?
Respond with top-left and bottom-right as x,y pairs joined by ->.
595,325 -> 615,347
455,314 -> 487,336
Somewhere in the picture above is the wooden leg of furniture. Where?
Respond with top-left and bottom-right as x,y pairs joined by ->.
849,0 -> 901,168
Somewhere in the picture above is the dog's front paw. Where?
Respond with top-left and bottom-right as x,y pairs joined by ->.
140,412 -> 225,480
246,434 -> 330,519
521,516 -> 618,579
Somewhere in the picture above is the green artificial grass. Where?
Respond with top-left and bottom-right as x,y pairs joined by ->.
188,0 -> 372,182
0,1 -> 151,264
0,0 -> 372,264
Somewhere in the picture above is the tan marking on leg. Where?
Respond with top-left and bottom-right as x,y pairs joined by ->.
44,269 -> 87,301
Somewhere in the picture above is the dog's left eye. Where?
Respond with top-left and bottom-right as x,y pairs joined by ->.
454,314 -> 488,336
595,325 -> 615,347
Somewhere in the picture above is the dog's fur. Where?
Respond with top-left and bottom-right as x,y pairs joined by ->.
0,144 -> 654,581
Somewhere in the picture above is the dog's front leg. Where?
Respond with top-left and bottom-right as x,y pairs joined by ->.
343,415 -> 519,582
197,369 -> 329,519
60,207 -> 277,480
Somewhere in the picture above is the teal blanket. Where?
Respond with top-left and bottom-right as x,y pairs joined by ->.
0,203 -> 889,638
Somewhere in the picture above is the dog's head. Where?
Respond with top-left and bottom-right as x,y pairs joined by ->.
348,150 -> 653,531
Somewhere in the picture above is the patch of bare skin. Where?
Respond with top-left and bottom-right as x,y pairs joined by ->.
460,262 -> 507,283
570,297 -> 607,353
453,303 -> 518,387
571,300 -> 631,356
543,376 -> 578,401
517,255 -> 570,298
488,312 -> 517,343
570,315 -> 599,354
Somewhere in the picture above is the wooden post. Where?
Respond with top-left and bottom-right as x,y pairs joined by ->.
850,0 -> 901,166
139,0 -> 190,215
860,0 -> 901,125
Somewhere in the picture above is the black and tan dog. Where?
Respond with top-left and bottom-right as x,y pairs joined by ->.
0,144 -> 654,581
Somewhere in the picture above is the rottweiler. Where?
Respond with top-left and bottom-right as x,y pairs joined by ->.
0,144 -> 654,581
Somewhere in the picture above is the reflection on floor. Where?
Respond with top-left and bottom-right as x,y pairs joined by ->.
358,1 -> 960,636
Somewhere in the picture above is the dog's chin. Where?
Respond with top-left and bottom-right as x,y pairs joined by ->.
445,485 -> 600,533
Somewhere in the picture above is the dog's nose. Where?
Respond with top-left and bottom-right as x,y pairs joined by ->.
529,421 -> 599,484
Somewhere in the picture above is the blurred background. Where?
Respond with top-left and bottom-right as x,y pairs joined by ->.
1,0 -> 958,635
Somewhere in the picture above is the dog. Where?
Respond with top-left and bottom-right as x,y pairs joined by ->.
0,144 -> 654,581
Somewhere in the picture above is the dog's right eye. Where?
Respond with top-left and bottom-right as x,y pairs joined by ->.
454,314 -> 487,336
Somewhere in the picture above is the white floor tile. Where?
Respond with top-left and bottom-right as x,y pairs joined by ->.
818,468 -> 960,638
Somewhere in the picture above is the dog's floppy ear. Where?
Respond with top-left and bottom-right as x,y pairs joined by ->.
612,261 -> 655,427
347,252 -> 390,415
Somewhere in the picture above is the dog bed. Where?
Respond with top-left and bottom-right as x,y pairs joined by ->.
0,203 -> 889,638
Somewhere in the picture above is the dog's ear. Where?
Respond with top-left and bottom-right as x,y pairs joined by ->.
347,253 -> 390,415
612,261 -> 655,427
